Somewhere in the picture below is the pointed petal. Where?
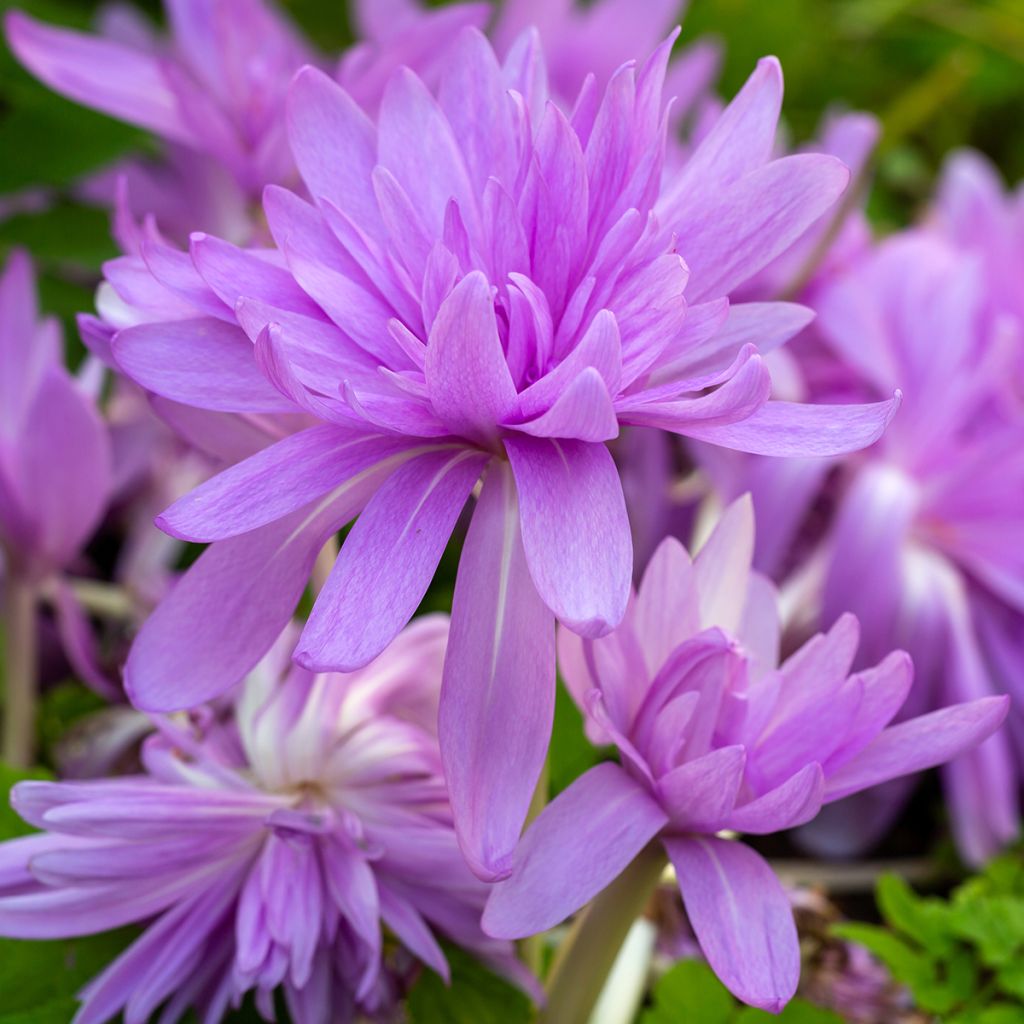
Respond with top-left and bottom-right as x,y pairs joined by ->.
425,271 -> 517,441
4,12 -> 193,144
507,367 -> 619,442
633,537 -> 701,676
125,480 -> 385,711
482,763 -> 668,939
296,447 -> 487,671
685,393 -> 901,457
438,462 -> 555,880
666,836 -> 799,1013
505,436 -> 631,637
159,428 -> 415,542
112,318 -> 296,413
726,763 -> 825,834
693,494 -> 755,634
824,696 -> 1011,803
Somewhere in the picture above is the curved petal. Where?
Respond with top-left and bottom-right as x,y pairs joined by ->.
296,447 -> 487,671
483,763 -> 667,939
425,271 -> 517,441
823,696 -> 1011,803
505,436 -> 631,638
112,318 -> 297,413
726,762 -> 824,834
507,367 -> 619,442
438,462 -> 556,881
685,393 -> 902,458
125,477 -> 386,711
666,835 -> 799,1013
4,12 -> 193,144
159,427 -> 416,542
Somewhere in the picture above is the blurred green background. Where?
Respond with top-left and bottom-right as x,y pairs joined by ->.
1,0 -> 1022,338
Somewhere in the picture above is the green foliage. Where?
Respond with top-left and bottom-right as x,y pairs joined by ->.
0,761 -> 52,839
833,853 -> 1024,1021
407,945 -> 533,1024
640,959 -> 843,1024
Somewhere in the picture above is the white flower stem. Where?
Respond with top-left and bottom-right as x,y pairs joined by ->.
3,574 -> 39,768
539,842 -> 666,1024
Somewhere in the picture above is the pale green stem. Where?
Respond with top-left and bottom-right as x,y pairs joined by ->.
518,757 -> 551,977
539,842 -> 666,1024
2,574 -> 38,768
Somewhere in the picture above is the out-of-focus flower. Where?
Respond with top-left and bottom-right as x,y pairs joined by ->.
4,0 -> 488,240
106,28 -> 900,882
491,0 -> 721,123
789,231 -> 1024,865
0,249 -> 112,583
932,149 -> 1024,369
482,498 -> 1008,1012
0,616 -> 523,1024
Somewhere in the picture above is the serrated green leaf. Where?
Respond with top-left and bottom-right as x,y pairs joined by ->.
407,945 -> 532,1024
947,896 -> 1024,968
640,959 -> 734,1024
876,872 -> 957,956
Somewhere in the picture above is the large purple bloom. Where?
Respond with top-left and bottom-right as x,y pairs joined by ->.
0,617 -> 522,1024
108,29 -> 898,879
482,498 -> 1008,1011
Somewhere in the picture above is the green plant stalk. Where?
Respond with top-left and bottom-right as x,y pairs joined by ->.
519,756 -> 551,977
2,573 -> 39,769
539,841 -> 666,1024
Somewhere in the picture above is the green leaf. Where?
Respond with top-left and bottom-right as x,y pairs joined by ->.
37,681 -> 107,762
0,202 -> 116,270
0,929 -> 134,1021
737,1000 -> 845,1023
640,959 -> 734,1024
876,872 -> 957,957
0,762 -> 52,839
549,679 -> 606,798
407,945 -> 532,1024
831,921 -> 938,997
947,896 -> 1024,969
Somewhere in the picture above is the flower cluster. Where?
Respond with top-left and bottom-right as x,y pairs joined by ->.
0,1 -> 1019,1021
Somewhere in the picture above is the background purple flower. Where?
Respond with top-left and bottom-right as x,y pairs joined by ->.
0,616 -> 524,1024
482,498 -> 1008,1011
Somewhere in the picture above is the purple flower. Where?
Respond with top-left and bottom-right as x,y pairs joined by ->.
0,616 -> 522,1024
796,231 -> 1024,864
106,29 -> 898,880
4,0 -> 487,239
481,497 -> 1008,1011
0,249 -> 112,582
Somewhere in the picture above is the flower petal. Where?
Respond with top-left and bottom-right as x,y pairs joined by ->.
425,271 -> 518,441
482,762 -> 668,939
438,462 -> 555,880
296,447 -> 487,671
666,835 -> 799,1013
824,696 -> 1011,803
685,393 -> 901,458
505,436 -> 632,638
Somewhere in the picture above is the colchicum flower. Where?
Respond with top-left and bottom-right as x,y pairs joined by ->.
796,231 -> 1024,865
105,28 -> 898,880
0,617 -> 522,1024
482,498 -> 1008,1011
4,0 -> 487,239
